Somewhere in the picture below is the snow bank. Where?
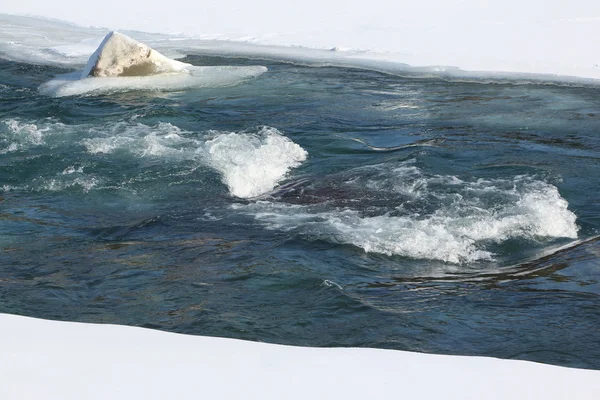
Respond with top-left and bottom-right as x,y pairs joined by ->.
2,1 -> 600,81
1,314 -> 599,399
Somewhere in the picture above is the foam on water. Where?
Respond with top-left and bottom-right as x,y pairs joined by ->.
203,127 -> 308,198
234,164 -> 579,263
81,122 -> 202,160
0,118 -> 579,257
0,118 -> 64,153
81,122 -> 307,198
1,118 -> 306,198
41,174 -> 99,193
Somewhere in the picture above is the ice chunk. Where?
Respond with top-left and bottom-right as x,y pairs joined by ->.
82,31 -> 190,78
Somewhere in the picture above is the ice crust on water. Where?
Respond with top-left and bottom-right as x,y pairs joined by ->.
30,28 -> 268,97
50,37 -> 104,58
39,66 -> 268,97
236,164 -> 579,263
1,119 -> 306,198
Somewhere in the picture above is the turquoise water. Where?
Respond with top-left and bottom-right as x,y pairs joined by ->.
1,54 -> 600,369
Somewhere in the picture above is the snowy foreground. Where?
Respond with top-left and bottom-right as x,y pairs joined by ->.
2,314 -> 599,399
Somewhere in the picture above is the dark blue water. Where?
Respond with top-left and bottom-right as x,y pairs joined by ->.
1,54 -> 600,369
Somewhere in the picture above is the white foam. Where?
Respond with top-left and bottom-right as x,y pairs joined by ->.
235,167 -> 578,263
0,118 -> 56,153
70,120 -> 307,198
81,122 -> 202,160
39,66 -> 267,97
2,118 -> 307,197
80,122 -> 309,200
62,166 -> 84,175
42,175 -> 99,193
203,127 -> 308,198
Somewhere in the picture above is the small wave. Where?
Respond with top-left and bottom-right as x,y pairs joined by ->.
349,137 -> 443,152
0,119 -> 53,153
234,165 -> 578,263
1,169 -> 99,194
82,122 -> 308,198
41,175 -> 99,193
203,127 -> 308,198
82,122 -> 307,198
3,118 -> 306,198
81,122 -> 202,160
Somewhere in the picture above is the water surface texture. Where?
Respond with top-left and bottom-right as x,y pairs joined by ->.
1,54 -> 600,369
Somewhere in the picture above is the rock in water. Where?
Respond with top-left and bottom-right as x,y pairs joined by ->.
82,32 -> 190,78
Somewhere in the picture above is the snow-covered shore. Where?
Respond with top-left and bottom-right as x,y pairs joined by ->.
2,1 -> 600,81
2,313 -> 599,399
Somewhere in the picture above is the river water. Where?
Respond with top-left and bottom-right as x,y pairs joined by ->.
1,21 -> 600,369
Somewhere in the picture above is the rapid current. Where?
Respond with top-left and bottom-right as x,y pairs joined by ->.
1,15 -> 599,369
